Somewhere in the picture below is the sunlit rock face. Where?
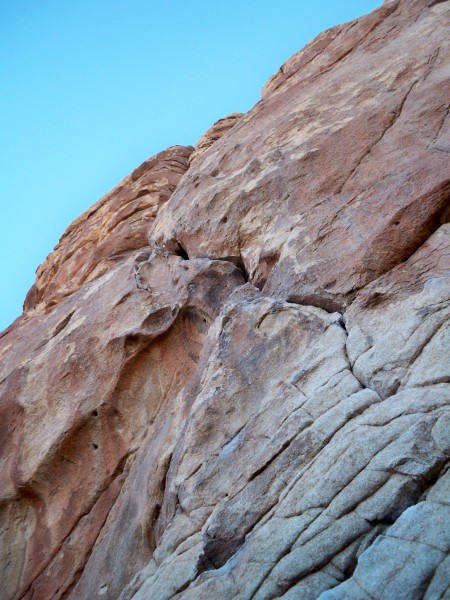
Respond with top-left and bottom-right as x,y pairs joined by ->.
1,0 -> 449,599
23,145 -> 193,315
188,112 -> 244,164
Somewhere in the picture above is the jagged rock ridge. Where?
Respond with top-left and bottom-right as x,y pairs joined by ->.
1,1 -> 449,599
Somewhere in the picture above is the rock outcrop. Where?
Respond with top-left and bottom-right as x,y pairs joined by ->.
188,113 -> 244,164
23,145 -> 193,315
1,1 -> 449,599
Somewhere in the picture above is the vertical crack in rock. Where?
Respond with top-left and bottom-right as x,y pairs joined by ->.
335,77 -> 420,195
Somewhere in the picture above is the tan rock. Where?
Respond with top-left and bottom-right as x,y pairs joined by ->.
1,1 -> 450,599
23,145 -> 193,315
151,0 -> 450,311
0,249 -> 244,599
188,113 -> 243,164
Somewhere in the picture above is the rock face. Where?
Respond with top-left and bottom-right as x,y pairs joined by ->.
23,145 -> 193,315
188,113 -> 244,164
1,1 -> 449,599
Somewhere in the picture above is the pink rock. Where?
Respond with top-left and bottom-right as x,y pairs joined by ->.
1,1 -> 449,598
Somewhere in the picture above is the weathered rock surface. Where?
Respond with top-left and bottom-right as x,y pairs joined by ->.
23,145 -> 193,315
1,1 -> 449,599
188,113 -> 244,164
1,249 -> 244,600
152,0 -> 450,311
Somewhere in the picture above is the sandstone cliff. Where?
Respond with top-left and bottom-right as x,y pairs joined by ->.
1,1 -> 449,599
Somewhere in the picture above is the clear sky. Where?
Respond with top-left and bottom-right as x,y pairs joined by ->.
0,0 -> 380,332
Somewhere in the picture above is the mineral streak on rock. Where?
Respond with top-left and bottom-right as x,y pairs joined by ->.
1,1 -> 450,599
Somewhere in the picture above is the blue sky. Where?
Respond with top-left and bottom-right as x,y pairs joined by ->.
0,0 -> 380,332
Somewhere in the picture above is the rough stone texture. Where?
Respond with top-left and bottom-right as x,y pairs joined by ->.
1,1 -> 450,599
0,250 -> 244,600
188,113 -> 244,164
23,145 -> 193,315
152,0 -> 450,312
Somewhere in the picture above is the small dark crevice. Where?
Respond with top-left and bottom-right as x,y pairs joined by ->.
248,438 -> 293,482
239,262 -> 250,284
52,310 -> 75,338
0,324 -> 14,341
34,310 -> 76,350
174,241 -> 190,260
159,453 -> 173,494
123,332 -> 149,357
146,501 -> 163,553
173,578 -> 192,596
342,557 -> 358,581
152,503 -> 161,525
135,250 -> 152,265
429,105 -> 449,149
34,337 -> 51,351
366,515 -> 397,527
133,187 -> 152,199
187,462 -> 203,480
217,255 -> 250,283
196,533 -> 246,575
113,291 -> 133,308
198,493 -> 285,577
254,250 -> 280,288
152,453 -> 174,545
219,422 -> 247,456
59,568 -> 84,600
439,201 -> 450,225
286,293 -> 345,314
196,552 -> 217,574
338,315 -> 348,332
174,492 -> 183,515
342,333 -> 369,391
418,459 -> 448,498
358,290 -> 388,310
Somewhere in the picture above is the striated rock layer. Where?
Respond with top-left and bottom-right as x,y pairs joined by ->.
1,1 -> 449,599
23,145 -> 193,315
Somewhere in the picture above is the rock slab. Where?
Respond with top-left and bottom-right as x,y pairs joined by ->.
1,1 -> 449,599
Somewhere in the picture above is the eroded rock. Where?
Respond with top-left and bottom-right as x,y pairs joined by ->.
188,113 -> 244,164
151,0 -> 450,311
23,145 -> 193,315
0,249 -> 244,599
1,0 -> 449,599
117,230 -> 449,599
